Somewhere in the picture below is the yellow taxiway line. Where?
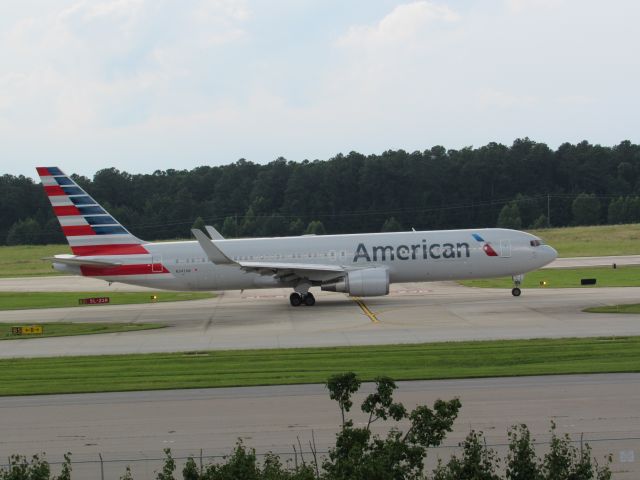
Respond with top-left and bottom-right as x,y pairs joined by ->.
351,296 -> 380,323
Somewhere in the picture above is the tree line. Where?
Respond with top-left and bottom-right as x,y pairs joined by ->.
1,373 -> 611,479
3,139 -> 640,245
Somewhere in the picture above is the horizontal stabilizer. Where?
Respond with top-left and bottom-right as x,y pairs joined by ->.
43,255 -> 122,268
191,229 -> 234,264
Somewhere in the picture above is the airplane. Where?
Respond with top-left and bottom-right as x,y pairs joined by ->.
37,167 -> 558,306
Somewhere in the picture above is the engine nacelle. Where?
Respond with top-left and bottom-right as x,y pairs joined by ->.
321,268 -> 389,297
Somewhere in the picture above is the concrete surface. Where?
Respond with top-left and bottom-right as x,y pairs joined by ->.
1,280 -> 640,358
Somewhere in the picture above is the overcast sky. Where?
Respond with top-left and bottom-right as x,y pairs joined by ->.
1,0 -> 639,179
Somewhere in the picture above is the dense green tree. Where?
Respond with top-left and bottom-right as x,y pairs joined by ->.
6,218 -> 42,245
0,453 -> 72,480
572,193 -> 601,226
608,197 -> 625,224
220,217 -> 237,238
323,372 -> 461,480
182,457 -> 199,480
305,220 -> 326,235
432,430 -> 501,480
381,217 -> 403,232
120,466 -> 134,480
530,215 -> 549,229
191,217 -> 206,232
156,448 -> 176,480
202,441 -> 260,480
497,203 -> 522,229
288,219 -> 305,236
4,139 -> 640,244
506,425 -> 542,480
541,422 -> 611,480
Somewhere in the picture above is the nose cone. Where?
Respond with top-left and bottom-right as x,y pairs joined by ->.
541,245 -> 558,266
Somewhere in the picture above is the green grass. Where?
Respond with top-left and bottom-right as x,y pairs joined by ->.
1,322 -> 164,340
585,304 -> 640,314
529,223 -> 640,257
1,337 -> 639,396
459,265 -> 640,289
0,244 -> 71,277
0,291 -> 215,310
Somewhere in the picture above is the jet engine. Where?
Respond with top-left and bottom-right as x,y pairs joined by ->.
321,267 -> 389,297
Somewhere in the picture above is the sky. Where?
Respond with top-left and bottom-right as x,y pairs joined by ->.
1,0 -> 639,179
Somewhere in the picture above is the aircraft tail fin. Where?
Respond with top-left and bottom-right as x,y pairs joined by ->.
36,167 -> 147,256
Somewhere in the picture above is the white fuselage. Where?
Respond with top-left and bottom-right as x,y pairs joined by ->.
54,228 -> 557,292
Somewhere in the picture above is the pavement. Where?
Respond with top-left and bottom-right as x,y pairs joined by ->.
2,275 -> 640,358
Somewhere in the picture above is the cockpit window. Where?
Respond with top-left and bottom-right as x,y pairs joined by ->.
530,239 -> 545,247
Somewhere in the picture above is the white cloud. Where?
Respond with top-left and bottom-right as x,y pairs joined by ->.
0,0 -> 250,134
0,0 -> 639,178
337,1 -> 459,48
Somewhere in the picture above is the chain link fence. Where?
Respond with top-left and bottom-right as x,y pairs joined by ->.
3,436 -> 637,480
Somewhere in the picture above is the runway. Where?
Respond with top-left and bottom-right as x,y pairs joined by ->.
2,279 -> 640,358
1,374 -> 637,479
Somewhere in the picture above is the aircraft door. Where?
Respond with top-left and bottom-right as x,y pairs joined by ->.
500,240 -> 511,258
152,255 -> 163,272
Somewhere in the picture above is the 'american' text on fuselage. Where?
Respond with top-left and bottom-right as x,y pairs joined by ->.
353,241 -> 471,262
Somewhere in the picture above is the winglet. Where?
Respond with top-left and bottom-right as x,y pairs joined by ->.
191,229 -> 234,264
205,225 -> 225,240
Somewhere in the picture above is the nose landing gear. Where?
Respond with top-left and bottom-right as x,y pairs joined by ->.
289,292 -> 316,307
511,274 -> 523,297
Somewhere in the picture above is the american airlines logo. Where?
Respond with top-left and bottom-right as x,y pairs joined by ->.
472,233 -> 499,256
353,239 -> 471,262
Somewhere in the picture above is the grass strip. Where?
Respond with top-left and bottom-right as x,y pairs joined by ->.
1,322 -> 164,341
459,265 -> 640,289
585,304 -> 640,314
0,291 -> 215,310
530,223 -> 640,257
1,337 -> 639,396
0,245 -> 71,277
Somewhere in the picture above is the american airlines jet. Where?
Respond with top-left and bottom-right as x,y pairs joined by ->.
37,167 -> 557,306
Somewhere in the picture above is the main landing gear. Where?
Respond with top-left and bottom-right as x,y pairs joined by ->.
289,292 -> 315,307
511,274 -> 523,297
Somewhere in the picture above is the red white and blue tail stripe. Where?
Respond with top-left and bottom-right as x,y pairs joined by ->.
36,167 -> 148,257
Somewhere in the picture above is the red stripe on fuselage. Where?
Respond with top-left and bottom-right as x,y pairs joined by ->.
62,225 -> 95,236
80,264 -> 169,276
54,206 -> 81,216
44,185 -> 66,196
36,167 -> 52,176
71,244 -> 149,256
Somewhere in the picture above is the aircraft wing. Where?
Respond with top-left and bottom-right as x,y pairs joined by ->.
191,229 -> 346,282
43,255 -> 122,267
237,261 -> 346,282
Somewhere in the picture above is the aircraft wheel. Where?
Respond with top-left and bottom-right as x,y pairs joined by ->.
511,287 -> 521,297
303,293 -> 316,306
290,292 -> 302,307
